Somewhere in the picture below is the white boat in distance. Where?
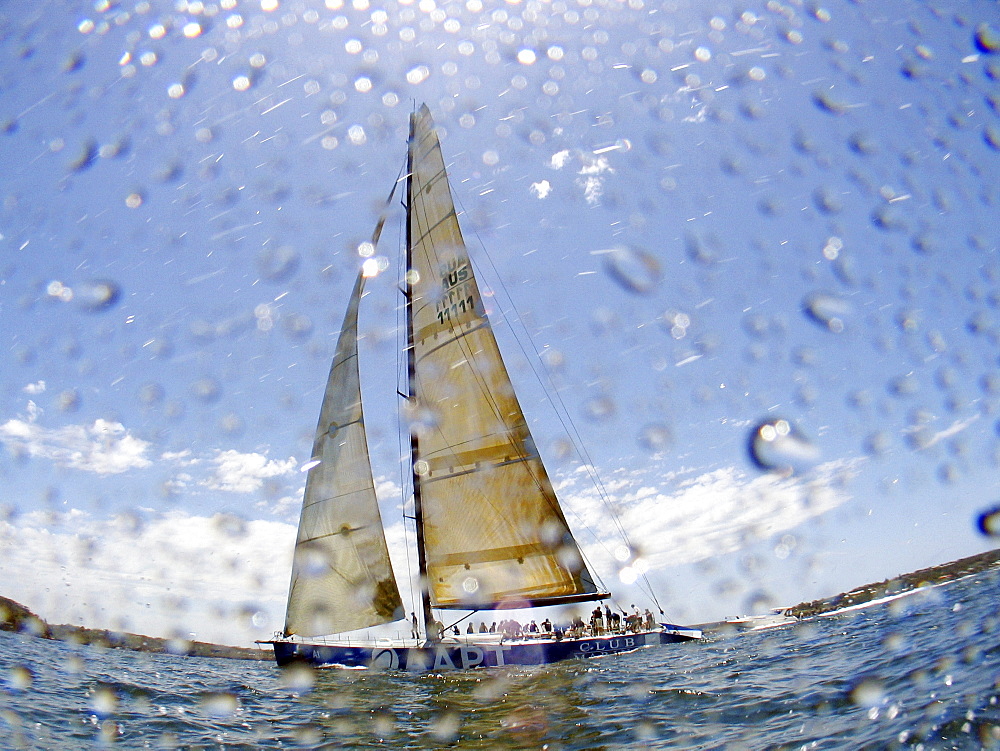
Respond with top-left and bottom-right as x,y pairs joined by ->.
260,104 -> 701,670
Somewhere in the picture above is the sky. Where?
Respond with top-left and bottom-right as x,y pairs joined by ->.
1,0 -> 998,647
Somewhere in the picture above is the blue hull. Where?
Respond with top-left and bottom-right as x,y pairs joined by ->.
264,626 -> 700,670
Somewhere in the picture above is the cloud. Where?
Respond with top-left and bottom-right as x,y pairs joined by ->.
529,180 -> 552,199
0,467 -> 416,646
546,148 -> 614,205
23,381 -> 46,395
0,403 -> 306,503
0,408 -> 152,475
580,175 -> 604,205
255,493 -> 301,518
202,449 -> 297,493
164,472 -> 194,494
548,149 -> 572,169
682,106 -> 707,123
161,449 -> 197,464
578,155 -> 612,176
0,509 -> 295,646
0,459 -> 857,645
556,460 -> 855,579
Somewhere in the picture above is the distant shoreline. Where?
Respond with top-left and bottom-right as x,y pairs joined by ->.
3,547 -> 998,660
783,547 -> 1000,619
695,547 -> 1000,633
0,599 -> 269,661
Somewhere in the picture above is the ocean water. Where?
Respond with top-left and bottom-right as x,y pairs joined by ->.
2,570 -> 999,749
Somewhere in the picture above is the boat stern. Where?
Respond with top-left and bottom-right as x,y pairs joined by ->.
659,623 -> 703,641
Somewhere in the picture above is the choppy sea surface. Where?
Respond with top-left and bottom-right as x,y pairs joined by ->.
2,569 -> 999,749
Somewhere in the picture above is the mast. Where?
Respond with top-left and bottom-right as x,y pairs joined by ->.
405,108 -> 435,641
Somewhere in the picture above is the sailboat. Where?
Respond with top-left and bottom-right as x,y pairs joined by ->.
260,104 -> 701,670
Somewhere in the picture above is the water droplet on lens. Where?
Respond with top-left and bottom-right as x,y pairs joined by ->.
974,23 -> 1000,54
89,685 -> 118,718
812,187 -> 843,214
584,395 -> 615,421
257,245 -> 299,282
167,637 -> 192,656
686,233 -> 719,266
976,506 -> 1000,536
279,662 -> 316,693
864,431 -> 890,457
406,402 -> 440,435
299,544 -> 330,578
803,292 -> 850,333
67,139 -> 98,172
138,383 -> 164,405
849,677 -> 886,708
749,418 -> 819,474
431,710 -> 460,742
116,511 -> 145,536
550,437 -> 573,462
984,125 -> 1000,152
215,513 -> 247,538
99,136 -> 130,159
743,590 -> 774,616
888,374 -> 919,397
75,279 -> 121,311
190,377 -> 221,402
720,154 -> 744,175
283,313 -> 313,339
882,632 -> 908,653
219,413 -> 244,436
62,51 -> 85,73
871,205 -> 906,232
541,347 -> 565,370
199,692 -> 238,718
157,161 -> 183,183
848,131 -> 877,155
812,90 -> 848,115
633,719 -> 657,743
603,246 -> 661,294
757,195 -> 783,216
7,665 -> 33,691
57,389 -> 80,412
639,424 -> 672,452
293,726 -> 323,745
500,704 -> 549,735
372,710 -> 395,738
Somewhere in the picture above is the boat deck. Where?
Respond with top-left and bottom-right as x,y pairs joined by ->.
261,624 -> 702,670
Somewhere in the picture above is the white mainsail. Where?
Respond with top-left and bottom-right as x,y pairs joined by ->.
406,104 -> 604,609
284,270 -> 404,637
